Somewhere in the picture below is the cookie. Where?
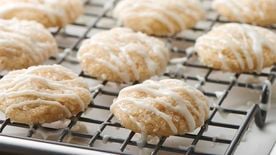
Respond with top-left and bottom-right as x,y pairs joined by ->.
0,19 -> 58,70
0,65 -> 91,124
113,0 -> 204,36
195,23 -> 276,73
0,0 -> 83,27
111,79 -> 209,136
213,0 -> 276,26
77,28 -> 170,83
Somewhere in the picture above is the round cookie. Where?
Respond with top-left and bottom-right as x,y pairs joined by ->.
77,28 -> 170,83
0,65 -> 91,124
111,79 -> 209,136
195,23 -> 276,73
0,19 -> 58,70
113,0 -> 204,36
0,0 -> 83,28
213,0 -> 276,26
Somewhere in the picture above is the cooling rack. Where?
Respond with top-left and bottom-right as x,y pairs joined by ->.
0,0 -> 275,155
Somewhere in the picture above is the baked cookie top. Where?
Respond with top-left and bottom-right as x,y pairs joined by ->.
213,0 -> 276,26
77,27 -> 170,83
0,0 -> 83,27
111,79 -> 209,136
113,0 -> 204,36
0,65 -> 91,124
195,23 -> 276,73
0,19 -> 58,70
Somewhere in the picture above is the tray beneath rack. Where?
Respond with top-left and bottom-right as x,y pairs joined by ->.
0,0 -> 276,155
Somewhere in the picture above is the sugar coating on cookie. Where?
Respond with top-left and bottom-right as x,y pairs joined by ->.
111,79 -> 209,136
113,0 -> 204,36
0,65 -> 91,124
77,28 -> 170,83
0,0 -> 83,27
213,0 -> 276,26
0,19 -> 58,70
195,23 -> 276,73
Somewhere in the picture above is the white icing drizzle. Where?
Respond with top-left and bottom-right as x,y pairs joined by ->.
195,23 -> 276,72
102,135 -> 111,144
0,3 -> 60,24
114,0 -> 204,35
240,24 -> 265,72
218,53 -> 230,70
78,28 -> 170,83
137,133 -> 148,149
90,84 -> 104,92
111,79 -> 209,134
214,91 -> 225,98
115,97 -> 178,133
34,127 -> 64,140
0,0 -> 83,26
170,57 -> 187,64
0,65 -> 90,118
0,19 -> 57,69
211,137 -> 217,147
5,99 -> 72,117
117,102 -> 146,131
213,0 -> 245,22
186,46 -> 196,56
213,0 -> 270,23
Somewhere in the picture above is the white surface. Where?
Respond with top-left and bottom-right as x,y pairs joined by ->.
270,143 -> 276,155
235,98 -> 276,155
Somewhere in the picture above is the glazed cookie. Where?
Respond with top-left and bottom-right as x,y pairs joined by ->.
195,23 -> 276,73
213,0 -> 276,26
0,65 -> 91,124
0,19 -> 58,70
0,0 -> 83,27
111,79 -> 209,136
113,0 -> 204,36
77,28 -> 170,83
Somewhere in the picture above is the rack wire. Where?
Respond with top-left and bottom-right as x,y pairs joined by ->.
0,0 -> 275,155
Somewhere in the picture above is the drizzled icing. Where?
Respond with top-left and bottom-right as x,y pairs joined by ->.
0,65 -> 91,119
0,0 -> 83,27
113,0 -> 204,35
213,0 -> 246,22
77,28 -> 170,83
0,19 -> 57,69
212,0 -> 271,23
195,23 -> 276,72
111,79 -> 209,135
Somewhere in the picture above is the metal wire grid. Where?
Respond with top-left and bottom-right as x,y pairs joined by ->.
0,0 -> 276,155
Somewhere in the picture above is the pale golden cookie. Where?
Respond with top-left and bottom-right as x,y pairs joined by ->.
111,79 -> 209,136
195,23 -> 276,73
0,0 -> 83,28
77,28 -> 170,83
213,0 -> 276,26
0,19 -> 58,70
0,65 -> 91,125
113,0 -> 204,36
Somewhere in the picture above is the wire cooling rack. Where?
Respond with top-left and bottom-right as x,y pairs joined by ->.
0,0 -> 276,155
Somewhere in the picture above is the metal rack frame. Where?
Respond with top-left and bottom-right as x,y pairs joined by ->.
0,0 -> 275,155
